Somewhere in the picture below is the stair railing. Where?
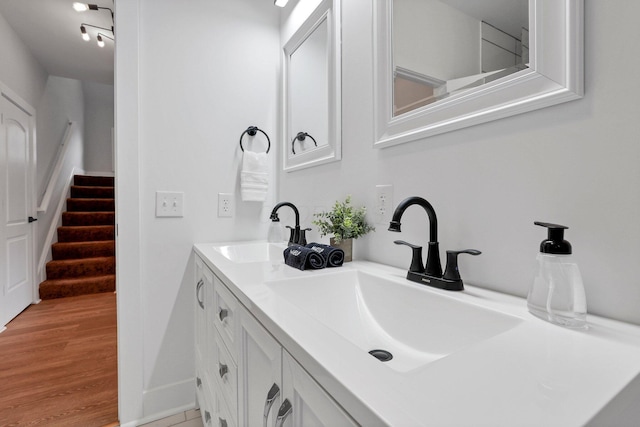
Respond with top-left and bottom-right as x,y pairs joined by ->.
38,121 -> 75,213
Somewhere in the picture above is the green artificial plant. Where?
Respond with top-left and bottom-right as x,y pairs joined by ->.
312,196 -> 374,244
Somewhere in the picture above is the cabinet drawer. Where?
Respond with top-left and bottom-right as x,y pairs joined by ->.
212,276 -> 239,361
211,329 -> 238,423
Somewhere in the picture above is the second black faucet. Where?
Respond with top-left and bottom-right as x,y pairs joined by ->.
270,202 -> 310,246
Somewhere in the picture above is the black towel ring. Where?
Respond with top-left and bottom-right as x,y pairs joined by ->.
291,132 -> 317,155
239,126 -> 271,154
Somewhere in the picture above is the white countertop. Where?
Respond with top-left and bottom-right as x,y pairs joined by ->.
194,241 -> 640,426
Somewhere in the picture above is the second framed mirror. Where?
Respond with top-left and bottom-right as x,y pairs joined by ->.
282,0 -> 341,172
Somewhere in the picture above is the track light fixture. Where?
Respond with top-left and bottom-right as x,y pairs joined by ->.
75,2 -> 115,48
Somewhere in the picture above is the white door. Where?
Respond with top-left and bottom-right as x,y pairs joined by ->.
0,92 -> 35,330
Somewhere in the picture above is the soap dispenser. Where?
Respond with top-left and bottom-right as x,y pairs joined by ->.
527,221 -> 587,328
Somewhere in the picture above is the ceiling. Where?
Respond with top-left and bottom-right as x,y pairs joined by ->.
0,0 -> 114,85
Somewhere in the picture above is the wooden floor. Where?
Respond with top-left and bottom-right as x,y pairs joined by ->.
0,292 -> 118,426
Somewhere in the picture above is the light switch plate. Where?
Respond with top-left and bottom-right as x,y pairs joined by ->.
156,191 -> 184,217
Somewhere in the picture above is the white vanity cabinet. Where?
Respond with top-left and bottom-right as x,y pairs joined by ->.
195,254 -> 358,427
195,256 -> 238,427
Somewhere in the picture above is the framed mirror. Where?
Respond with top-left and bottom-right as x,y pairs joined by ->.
283,0 -> 341,171
373,0 -> 583,148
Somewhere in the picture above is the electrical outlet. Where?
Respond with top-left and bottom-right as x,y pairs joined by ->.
375,184 -> 393,224
218,193 -> 234,218
156,191 -> 184,217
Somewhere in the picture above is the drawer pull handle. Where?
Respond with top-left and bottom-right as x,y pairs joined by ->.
219,418 -> 228,427
219,363 -> 228,378
263,383 -> 280,427
196,376 -> 202,388
275,399 -> 292,427
219,308 -> 229,322
196,279 -> 205,309
204,410 -> 212,423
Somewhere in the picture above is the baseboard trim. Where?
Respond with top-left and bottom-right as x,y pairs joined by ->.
139,377 -> 196,424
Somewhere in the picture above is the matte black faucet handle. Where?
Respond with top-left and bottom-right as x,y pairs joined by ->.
394,240 -> 425,274
285,226 -> 298,246
298,228 -> 312,246
443,249 -> 481,281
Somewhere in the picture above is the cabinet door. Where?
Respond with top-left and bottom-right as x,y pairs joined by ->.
238,306 -> 282,427
278,351 -> 358,427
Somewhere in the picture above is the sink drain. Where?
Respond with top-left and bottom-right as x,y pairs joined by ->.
368,349 -> 393,362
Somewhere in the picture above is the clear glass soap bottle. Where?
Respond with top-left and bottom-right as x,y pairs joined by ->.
527,222 -> 587,328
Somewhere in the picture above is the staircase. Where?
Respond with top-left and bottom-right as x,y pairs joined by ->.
39,175 -> 116,300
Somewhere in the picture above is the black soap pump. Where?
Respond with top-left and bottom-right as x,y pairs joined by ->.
527,222 -> 587,328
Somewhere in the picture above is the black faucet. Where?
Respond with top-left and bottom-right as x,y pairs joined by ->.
270,202 -> 309,246
389,196 -> 480,291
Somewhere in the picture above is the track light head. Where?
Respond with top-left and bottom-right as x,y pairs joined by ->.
73,2 -> 88,12
73,3 -> 100,12
80,25 -> 90,41
274,0 -> 289,7
97,34 -> 104,47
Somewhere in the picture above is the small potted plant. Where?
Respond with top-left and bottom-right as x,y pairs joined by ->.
312,196 -> 374,261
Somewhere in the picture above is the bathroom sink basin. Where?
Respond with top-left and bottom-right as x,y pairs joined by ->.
266,269 -> 522,372
213,242 -> 287,263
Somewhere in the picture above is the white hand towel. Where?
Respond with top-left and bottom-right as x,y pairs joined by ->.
241,151 -> 269,202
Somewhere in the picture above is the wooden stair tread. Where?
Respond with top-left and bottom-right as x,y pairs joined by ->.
39,275 -> 116,300
73,175 -> 114,187
70,185 -> 115,199
62,211 -> 115,226
52,241 -> 115,260
46,256 -> 115,280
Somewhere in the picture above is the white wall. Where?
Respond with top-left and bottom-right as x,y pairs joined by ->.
115,0 -> 280,423
36,77 -> 85,199
280,0 -> 640,326
84,81 -> 114,173
0,11 -> 47,108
